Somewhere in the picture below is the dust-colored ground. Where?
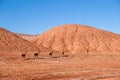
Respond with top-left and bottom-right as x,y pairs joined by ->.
0,52 -> 120,80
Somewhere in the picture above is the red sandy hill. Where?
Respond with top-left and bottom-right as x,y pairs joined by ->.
0,27 -> 37,53
32,24 -> 120,53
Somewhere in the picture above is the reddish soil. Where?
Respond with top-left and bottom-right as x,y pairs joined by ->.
0,24 -> 120,80
1,52 -> 120,80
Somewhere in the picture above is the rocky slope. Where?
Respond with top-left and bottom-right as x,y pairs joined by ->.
32,24 -> 120,53
0,27 -> 38,53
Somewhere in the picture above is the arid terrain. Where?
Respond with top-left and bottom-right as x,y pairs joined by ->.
0,24 -> 120,80
1,52 -> 120,80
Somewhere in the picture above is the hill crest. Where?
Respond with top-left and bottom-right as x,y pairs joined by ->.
32,24 -> 120,53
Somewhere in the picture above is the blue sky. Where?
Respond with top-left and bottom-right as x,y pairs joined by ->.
0,0 -> 120,34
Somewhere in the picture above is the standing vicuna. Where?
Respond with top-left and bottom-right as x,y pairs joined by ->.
21,54 -> 26,59
49,50 -> 53,57
34,49 -> 40,59
21,50 -> 27,60
61,50 -> 68,57
61,50 -> 64,56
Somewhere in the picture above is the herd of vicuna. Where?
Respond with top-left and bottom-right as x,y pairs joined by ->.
21,50 -> 67,59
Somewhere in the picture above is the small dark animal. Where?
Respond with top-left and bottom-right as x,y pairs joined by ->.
34,53 -> 39,58
49,50 -> 53,57
21,54 -> 26,59
61,51 -> 68,57
34,49 -> 40,59
61,51 -> 64,55
87,49 -> 89,52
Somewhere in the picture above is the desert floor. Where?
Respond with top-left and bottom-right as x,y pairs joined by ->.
0,52 -> 120,80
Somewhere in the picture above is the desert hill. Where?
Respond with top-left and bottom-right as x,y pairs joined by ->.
32,24 -> 120,53
0,27 -> 38,54
1,25 -> 120,80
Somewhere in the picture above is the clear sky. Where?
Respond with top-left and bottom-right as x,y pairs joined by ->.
0,0 -> 120,34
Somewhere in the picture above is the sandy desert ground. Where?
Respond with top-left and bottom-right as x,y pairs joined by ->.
1,51 -> 120,80
1,25 -> 120,80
